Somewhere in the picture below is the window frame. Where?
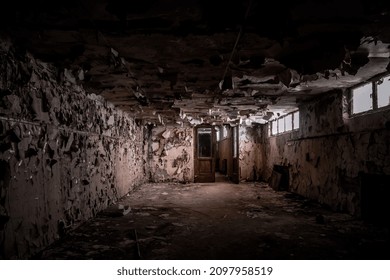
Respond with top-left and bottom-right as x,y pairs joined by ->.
349,73 -> 390,116
376,75 -> 390,109
269,110 -> 299,137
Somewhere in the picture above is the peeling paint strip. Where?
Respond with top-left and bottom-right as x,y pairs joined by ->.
0,116 -> 127,140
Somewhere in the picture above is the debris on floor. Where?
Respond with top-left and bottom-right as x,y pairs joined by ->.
34,182 -> 390,260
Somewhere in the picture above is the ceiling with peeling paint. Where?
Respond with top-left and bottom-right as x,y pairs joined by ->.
1,0 -> 390,125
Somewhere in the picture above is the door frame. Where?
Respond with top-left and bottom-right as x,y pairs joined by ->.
194,124 -> 216,183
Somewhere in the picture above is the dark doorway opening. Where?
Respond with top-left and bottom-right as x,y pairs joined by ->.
361,173 -> 390,224
270,165 -> 289,191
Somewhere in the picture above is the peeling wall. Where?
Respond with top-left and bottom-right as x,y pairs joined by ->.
0,39 -> 147,259
263,91 -> 390,215
239,125 -> 264,181
149,125 -> 193,183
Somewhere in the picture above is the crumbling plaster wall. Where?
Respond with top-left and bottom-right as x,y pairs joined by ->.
263,91 -> 390,215
239,125 -> 264,181
0,39 -> 147,259
149,125 -> 193,183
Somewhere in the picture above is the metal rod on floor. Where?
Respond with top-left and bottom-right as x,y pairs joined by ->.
134,229 -> 141,259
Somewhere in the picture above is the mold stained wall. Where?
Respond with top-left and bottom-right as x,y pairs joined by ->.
149,125 -> 193,183
0,40 -> 147,259
239,125 -> 264,182
262,90 -> 390,215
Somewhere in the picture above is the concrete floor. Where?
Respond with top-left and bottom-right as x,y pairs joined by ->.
35,181 -> 390,260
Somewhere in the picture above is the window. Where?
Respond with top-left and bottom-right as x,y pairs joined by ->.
270,110 -> 299,136
377,75 -> 390,108
352,83 -> 373,114
278,117 -> 285,133
293,111 -> 299,129
350,74 -> 390,115
285,114 -> 292,131
271,120 -> 278,135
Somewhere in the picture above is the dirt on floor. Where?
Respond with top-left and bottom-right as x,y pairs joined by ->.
34,181 -> 390,260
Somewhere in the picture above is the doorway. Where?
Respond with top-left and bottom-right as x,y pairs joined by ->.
361,173 -> 390,224
194,125 -> 215,183
194,124 -> 239,183
231,125 -> 239,184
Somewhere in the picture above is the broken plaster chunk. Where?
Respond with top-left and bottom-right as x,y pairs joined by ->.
122,207 -> 131,216
165,142 -> 173,151
172,222 -> 185,227
162,130 -> 171,139
111,48 -> 119,57
152,142 -> 159,152
274,232 -> 290,240
92,245 -> 111,250
64,68 -> 76,84
159,214 -> 170,218
77,69 -> 84,81
136,212 -> 150,216
118,204 -> 131,216
107,115 -> 115,126
64,133 -> 74,152
175,167 -> 182,175
145,225 -> 158,230
119,239 -> 135,246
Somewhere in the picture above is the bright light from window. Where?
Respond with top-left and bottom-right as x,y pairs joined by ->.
377,76 -> 390,108
278,117 -> 285,133
352,83 -> 372,114
285,114 -> 292,131
269,111 -> 299,136
272,120 -> 277,135
293,111 -> 299,129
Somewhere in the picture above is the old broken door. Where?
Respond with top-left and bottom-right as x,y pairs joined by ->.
194,125 -> 215,182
